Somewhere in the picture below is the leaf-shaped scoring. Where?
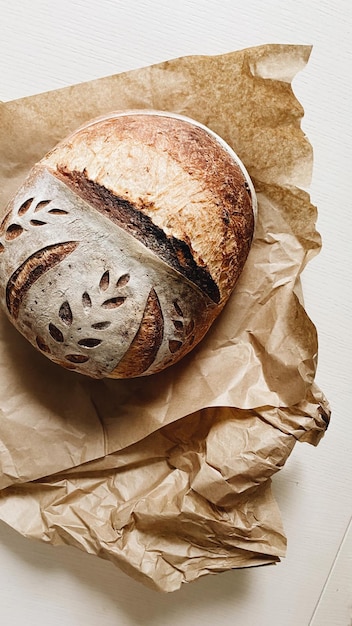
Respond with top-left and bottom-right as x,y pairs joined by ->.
30,219 -> 47,226
82,292 -> 92,309
91,321 -> 111,330
102,297 -> 126,309
48,208 -> 69,215
116,273 -> 130,287
59,301 -> 73,326
18,198 -> 34,216
5,224 -> 24,240
99,271 -> 110,291
34,200 -> 51,212
78,338 -> 102,348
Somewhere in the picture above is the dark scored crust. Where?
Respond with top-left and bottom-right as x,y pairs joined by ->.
6,241 -> 78,319
112,288 -> 164,377
54,166 -> 221,303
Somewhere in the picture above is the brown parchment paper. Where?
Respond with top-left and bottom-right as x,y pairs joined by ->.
0,44 -> 330,592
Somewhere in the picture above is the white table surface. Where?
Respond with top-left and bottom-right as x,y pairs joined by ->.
0,1 -> 351,625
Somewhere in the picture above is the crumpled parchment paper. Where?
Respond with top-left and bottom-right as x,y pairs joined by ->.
0,44 -> 330,592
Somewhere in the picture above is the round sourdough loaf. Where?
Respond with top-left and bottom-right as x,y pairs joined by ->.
0,110 -> 256,378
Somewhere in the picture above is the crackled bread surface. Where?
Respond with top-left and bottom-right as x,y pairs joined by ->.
0,111 -> 255,379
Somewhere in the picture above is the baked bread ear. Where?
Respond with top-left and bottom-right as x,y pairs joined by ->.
0,110 -> 256,378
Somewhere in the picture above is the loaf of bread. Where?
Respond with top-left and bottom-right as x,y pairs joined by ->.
0,110 -> 256,378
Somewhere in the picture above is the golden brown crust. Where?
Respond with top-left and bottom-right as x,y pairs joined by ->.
43,112 -> 254,304
64,114 -> 250,208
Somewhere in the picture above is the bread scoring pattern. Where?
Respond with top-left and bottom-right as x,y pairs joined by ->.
32,266 -> 134,369
0,167 -> 208,378
0,112 -> 255,379
55,166 -> 221,304
5,241 -> 78,319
